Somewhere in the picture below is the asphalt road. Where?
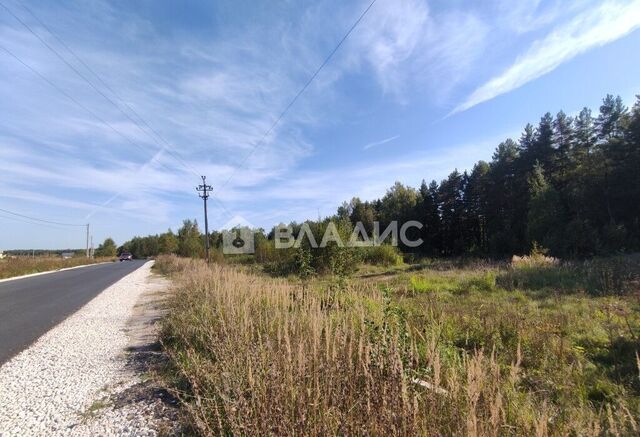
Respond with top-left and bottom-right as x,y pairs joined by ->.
0,260 -> 146,365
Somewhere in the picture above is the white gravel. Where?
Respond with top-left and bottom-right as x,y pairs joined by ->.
0,261 -> 169,436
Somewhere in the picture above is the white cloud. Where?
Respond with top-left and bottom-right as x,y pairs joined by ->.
363,134 -> 399,150
451,0 -> 640,115
493,0 -> 562,34
353,0 -> 489,100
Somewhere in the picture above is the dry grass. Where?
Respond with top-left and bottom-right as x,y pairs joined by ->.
0,256 -> 113,279
157,255 -> 639,436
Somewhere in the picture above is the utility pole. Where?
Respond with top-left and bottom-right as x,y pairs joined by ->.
196,176 -> 212,263
85,223 -> 90,258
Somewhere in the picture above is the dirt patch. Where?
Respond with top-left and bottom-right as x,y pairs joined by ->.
115,273 -> 182,435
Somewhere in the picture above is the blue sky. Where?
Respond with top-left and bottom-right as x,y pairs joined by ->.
1,0 -> 640,249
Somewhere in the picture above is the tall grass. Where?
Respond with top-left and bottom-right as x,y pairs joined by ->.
497,254 -> 640,295
0,256 -> 111,279
158,255 -> 638,436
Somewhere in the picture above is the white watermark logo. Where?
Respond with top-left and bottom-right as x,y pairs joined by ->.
221,215 -> 255,254
275,221 -> 423,249
221,216 -> 424,254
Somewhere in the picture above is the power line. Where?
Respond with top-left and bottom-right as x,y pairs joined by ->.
0,211 -> 87,254
4,1 -> 233,220
0,213 -> 72,231
0,42 -> 209,193
0,213 -> 81,232
18,1 -> 201,178
211,0 -> 378,196
1,0 -> 200,178
2,42 -> 225,227
0,207 -> 85,227
0,42 -> 233,222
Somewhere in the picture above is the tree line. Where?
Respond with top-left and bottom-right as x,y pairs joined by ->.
336,94 -> 640,257
116,93 -> 639,260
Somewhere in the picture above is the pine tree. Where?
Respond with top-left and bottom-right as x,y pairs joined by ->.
465,161 -> 490,254
486,139 -> 522,254
438,170 -> 466,255
596,94 -> 627,141
552,110 -> 575,188
526,163 -> 564,253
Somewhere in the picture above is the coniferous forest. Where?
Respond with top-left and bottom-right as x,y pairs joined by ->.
335,94 -> 640,257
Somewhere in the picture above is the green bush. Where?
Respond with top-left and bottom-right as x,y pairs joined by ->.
360,245 -> 403,266
496,264 -> 580,292
460,271 -> 497,293
497,254 -> 640,295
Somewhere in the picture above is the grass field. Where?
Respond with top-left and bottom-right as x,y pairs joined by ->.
156,254 -> 640,436
0,256 -> 113,280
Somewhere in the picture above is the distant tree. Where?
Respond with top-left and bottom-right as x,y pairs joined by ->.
417,179 -> 442,255
438,170 -> 466,255
596,94 -> 627,141
159,229 -> 179,254
378,182 -> 418,228
533,113 -> 556,172
95,237 -> 117,257
348,197 -> 376,235
178,219 -> 204,258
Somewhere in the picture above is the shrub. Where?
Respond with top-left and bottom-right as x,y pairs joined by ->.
461,271 -> 497,293
497,264 -> 581,292
360,245 -> 403,266
583,255 -> 640,295
497,254 -> 640,295
261,220 -> 361,278
511,243 -> 558,268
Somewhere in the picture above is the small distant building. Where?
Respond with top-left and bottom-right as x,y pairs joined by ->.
61,252 -> 74,259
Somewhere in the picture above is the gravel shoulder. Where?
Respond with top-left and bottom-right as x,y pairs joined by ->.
0,261 -> 179,436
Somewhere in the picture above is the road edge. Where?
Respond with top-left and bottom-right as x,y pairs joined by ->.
0,261 -> 115,284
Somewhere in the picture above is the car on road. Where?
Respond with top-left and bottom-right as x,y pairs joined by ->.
118,252 -> 133,262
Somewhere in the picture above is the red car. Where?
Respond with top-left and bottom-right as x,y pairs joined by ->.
119,252 -> 133,261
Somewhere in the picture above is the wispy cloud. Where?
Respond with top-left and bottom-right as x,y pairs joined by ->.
245,129 -> 520,227
363,134 -> 399,150
352,0 -> 489,100
451,0 -> 640,115
493,0 -> 562,34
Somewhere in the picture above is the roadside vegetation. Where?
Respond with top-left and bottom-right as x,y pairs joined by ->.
0,256 -> 113,280
156,253 -> 640,436
132,93 -> 640,435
